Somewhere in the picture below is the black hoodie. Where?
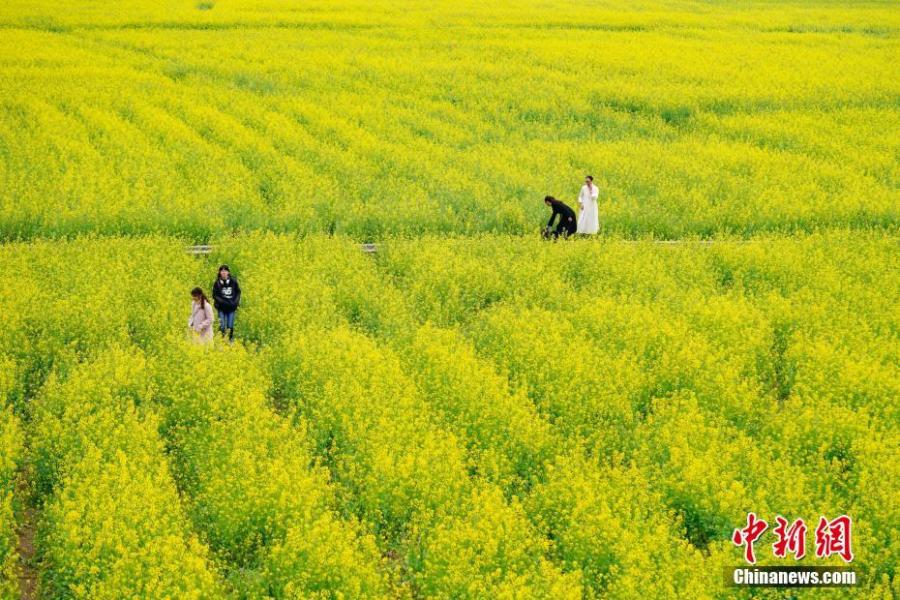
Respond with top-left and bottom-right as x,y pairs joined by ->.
546,198 -> 576,228
212,277 -> 241,313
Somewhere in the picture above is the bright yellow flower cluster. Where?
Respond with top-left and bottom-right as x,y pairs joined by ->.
404,325 -> 558,496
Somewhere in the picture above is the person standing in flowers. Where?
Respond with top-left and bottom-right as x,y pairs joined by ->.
576,175 -> 600,235
212,265 -> 241,342
188,287 -> 215,344
543,195 -> 577,239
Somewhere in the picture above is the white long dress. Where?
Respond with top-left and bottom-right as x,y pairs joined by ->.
576,183 -> 600,234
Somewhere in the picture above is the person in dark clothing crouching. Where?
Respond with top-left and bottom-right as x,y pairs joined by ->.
212,264 -> 241,342
543,196 -> 577,239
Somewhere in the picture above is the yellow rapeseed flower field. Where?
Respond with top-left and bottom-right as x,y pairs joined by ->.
0,0 -> 896,598
0,0 -> 897,238
0,232 -> 896,597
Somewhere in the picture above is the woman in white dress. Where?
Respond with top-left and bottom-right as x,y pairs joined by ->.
576,175 -> 600,235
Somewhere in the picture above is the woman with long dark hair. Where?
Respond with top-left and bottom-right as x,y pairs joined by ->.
188,287 -> 215,344
543,195 -> 577,239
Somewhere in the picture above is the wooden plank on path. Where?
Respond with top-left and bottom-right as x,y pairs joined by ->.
187,243 -> 379,255
186,245 -> 213,256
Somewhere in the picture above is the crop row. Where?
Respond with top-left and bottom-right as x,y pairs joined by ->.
151,342 -> 389,598
28,348 -> 222,597
270,327 -> 582,597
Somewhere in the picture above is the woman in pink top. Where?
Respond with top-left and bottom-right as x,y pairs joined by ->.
188,287 -> 215,344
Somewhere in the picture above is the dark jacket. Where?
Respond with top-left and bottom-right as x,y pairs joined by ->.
547,199 -> 576,228
212,277 -> 241,313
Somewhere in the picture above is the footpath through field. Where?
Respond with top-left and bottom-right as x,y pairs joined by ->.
185,238 -> 762,256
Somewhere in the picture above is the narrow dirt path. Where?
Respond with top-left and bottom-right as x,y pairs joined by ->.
185,239 -> 757,257
15,466 -> 38,600
15,509 -> 37,600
